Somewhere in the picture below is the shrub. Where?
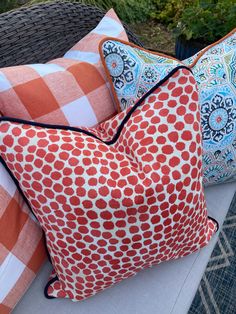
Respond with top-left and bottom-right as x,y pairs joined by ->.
0,0 -> 18,13
0,0 -> 154,23
151,0 -> 236,43
151,0 -> 192,26
176,0 -> 236,43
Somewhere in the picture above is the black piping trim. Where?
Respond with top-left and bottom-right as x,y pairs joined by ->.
0,66 -> 192,146
44,275 -> 59,299
208,216 -> 219,232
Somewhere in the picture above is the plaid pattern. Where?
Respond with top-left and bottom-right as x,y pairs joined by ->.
0,60 -> 114,127
0,165 -> 46,314
64,9 -> 128,62
0,9 -> 128,128
0,8 -> 128,313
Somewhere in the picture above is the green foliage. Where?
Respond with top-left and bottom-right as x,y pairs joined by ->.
0,0 -> 153,23
152,0 -> 236,43
28,0 -> 154,23
108,0 -> 154,24
0,0 -> 18,14
2,0 -> 235,43
151,0 -> 192,25
80,0 -> 154,23
176,0 -> 236,43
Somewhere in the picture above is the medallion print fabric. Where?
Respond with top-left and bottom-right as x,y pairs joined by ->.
0,67 -> 217,301
183,29 -> 236,186
99,38 -> 182,111
101,31 -> 236,186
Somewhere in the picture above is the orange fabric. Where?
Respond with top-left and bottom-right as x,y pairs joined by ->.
0,197 -> 28,250
68,63 -> 105,94
0,184 -> 46,314
27,237 -> 47,273
0,67 -> 217,301
14,78 -> 59,119
0,304 -> 11,314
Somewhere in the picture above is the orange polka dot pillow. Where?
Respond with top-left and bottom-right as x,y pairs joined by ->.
0,66 -> 217,301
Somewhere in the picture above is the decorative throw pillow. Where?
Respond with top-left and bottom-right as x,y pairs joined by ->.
182,28 -> 236,186
100,33 -> 236,186
0,9 -> 128,128
99,38 -> 182,111
0,9 -> 128,313
0,165 -> 46,314
64,9 -> 128,62
0,66 -> 217,301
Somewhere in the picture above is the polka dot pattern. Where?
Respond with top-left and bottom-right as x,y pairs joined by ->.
0,68 -> 217,301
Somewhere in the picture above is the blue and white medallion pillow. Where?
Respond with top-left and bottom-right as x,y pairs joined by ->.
99,38 -> 182,111
184,29 -> 236,186
100,31 -> 236,186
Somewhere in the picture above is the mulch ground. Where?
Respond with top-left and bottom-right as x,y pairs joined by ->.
130,20 -> 175,56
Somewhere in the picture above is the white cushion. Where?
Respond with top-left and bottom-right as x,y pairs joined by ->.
13,182 -> 236,314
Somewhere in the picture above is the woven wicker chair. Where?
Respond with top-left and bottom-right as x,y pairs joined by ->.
0,0 -> 142,68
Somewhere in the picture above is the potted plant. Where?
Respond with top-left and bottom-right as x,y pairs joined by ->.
151,0 -> 236,60
174,0 -> 236,60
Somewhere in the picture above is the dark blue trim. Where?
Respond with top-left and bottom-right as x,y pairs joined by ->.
44,275 -> 58,299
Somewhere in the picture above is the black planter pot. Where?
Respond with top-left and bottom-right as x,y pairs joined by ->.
175,36 -> 207,61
